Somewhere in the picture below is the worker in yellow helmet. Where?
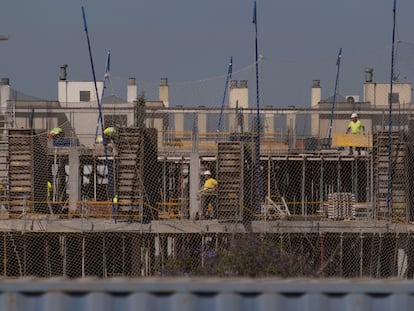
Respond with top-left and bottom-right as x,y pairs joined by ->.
104,127 -> 117,137
346,113 -> 365,156
200,170 -> 218,219
103,127 -> 117,145
48,127 -> 63,139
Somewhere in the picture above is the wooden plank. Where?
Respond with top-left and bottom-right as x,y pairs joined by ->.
332,134 -> 372,147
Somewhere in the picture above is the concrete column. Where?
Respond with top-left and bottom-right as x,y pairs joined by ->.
286,113 -> 296,148
174,109 -> 184,139
264,111 -> 274,140
153,118 -> 164,148
68,148 -> 80,212
127,77 -> 137,103
190,152 -> 200,219
198,112 -> 207,140
159,77 -> 169,107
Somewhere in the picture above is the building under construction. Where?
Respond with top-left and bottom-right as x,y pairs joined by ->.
1,70 -> 414,278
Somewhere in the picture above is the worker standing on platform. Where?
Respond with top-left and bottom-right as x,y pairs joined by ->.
346,113 -> 365,155
200,170 -> 218,219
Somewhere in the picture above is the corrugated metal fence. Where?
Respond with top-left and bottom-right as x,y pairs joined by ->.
1,278 -> 414,311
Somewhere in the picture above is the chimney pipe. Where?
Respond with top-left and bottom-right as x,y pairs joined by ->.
127,77 -> 137,103
364,67 -> 374,83
159,77 -> 169,107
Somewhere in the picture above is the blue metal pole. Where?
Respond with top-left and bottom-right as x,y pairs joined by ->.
327,48 -> 342,142
82,7 -> 116,222
253,0 -> 263,210
216,56 -> 233,142
95,50 -> 111,143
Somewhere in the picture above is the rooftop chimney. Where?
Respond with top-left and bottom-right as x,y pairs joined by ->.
159,77 -> 169,107
365,67 -> 373,83
240,80 -> 248,88
127,77 -> 137,103
59,64 -> 68,81
311,80 -> 321,108
0,78 -> 10,113
312,79 -> 320,88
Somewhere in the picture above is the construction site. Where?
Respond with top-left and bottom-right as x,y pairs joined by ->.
0,63 -> 414,279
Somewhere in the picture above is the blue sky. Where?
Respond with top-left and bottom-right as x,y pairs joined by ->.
1,0 -> 414,108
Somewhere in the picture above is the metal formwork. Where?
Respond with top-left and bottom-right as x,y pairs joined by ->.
116,127 -> 159,218
7,129 -> 50,214
373,130 -> 408,220
217,141 -> 258,221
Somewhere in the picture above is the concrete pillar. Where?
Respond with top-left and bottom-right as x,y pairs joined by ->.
174,108 -> 184,139
311,80 -> 321,137
198,112 -> 207,140
130,236 -> 141,277
189,136 -> 200,219
127,77 -> 137,103
68,148 -> 80,212
159,77 -> 169,107
152,118 -> 164,148
286,113 -> 296,148
263,111 -> 274,140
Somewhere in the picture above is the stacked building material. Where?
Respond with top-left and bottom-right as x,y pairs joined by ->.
327,192 -> 356,219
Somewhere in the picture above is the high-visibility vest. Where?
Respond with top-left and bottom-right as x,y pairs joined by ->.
51,128 -> 63,135
48,127 -> 63,138
47,181 -> 52,197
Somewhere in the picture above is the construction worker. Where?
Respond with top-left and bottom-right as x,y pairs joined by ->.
47,181 -> 52,200
95,135 -> 103,144
346,113 -> 365,155
200,170 -> 218,219
104,127 -> 117,138
103,127 -> 117,145
48,127 -> 63,139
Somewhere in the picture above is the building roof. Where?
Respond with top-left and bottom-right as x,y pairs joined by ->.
9,88 -> 47,101
102,94 -> 126,104
320,93 -> 347,103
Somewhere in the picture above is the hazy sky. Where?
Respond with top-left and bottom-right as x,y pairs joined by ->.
2,0 -> 414,108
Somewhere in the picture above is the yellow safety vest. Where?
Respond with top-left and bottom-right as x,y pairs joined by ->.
47,181 -> 52,197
